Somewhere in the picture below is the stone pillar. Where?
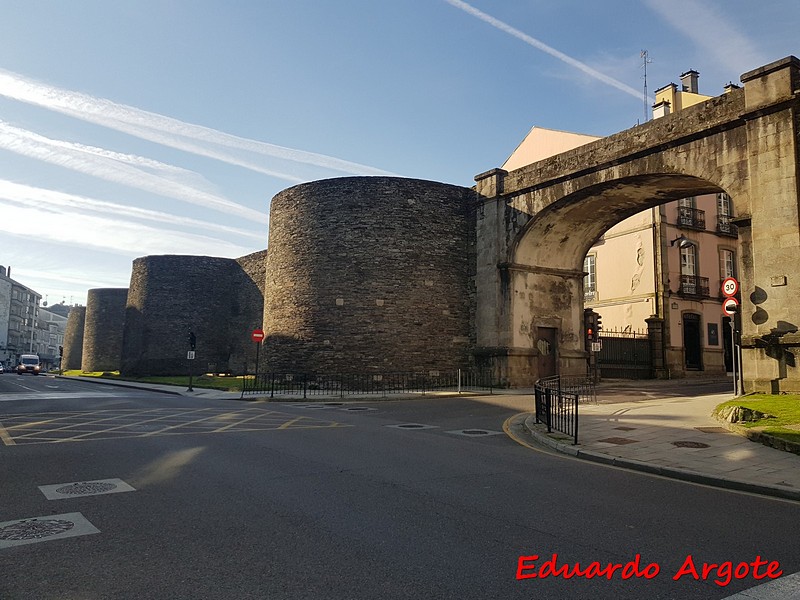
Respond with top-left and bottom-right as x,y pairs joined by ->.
739,56 -> 800,392
646,315 -> 667,379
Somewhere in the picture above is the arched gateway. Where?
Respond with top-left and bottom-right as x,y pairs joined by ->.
474,56 -> 800,393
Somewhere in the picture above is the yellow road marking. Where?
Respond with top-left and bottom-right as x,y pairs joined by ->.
0,422 -> 16,446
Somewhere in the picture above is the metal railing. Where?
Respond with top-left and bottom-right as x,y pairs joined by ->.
537,374 -> 597,404
679,274 -> 710,297
534,380 -> 580,445
677,206 -> 706,230
716,215 -> 738,237
241,369 -> 498,399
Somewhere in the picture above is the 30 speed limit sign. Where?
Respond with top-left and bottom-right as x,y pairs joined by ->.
721,277 -> 739,298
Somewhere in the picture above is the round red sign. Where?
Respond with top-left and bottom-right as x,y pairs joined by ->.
251,328 -> 265,342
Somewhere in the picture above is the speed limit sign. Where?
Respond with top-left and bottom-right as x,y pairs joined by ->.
721,277 -> 739,298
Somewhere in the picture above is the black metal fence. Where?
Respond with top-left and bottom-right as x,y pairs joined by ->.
241,369 -> 498,399
534,378 -> 580,445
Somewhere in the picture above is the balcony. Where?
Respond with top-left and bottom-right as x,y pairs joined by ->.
677,207 -> 706,230
679,275 -> 710,298
716,215 -> 739,237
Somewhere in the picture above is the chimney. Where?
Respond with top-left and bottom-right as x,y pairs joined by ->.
680,70 -> 699,94
652,100 -> 671,119
724,81 -> 741,94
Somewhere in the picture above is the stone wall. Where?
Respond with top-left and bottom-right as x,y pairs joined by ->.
262,176 -> 475,374
82,288 -> 128,372
62,306 -> 86,371
120,253 -> 266,376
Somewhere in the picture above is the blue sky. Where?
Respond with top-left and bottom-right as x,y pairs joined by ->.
0,0 -> 797,307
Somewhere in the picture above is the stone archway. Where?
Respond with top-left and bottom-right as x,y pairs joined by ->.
474,56 -> 800,392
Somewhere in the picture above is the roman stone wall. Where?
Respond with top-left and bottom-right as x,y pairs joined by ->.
262,176 -> 475,374
62,306 -> 86,371
121,253 -> 266,376
82,288 -> 128,372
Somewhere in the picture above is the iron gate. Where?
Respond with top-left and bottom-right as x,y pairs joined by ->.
598,331 -> 652,379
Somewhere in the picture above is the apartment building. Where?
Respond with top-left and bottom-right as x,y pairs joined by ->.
502,70 -> 738,377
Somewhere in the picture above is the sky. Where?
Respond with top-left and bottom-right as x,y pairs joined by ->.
0,0 -> 797,308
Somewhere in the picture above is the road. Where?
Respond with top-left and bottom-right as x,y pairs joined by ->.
1,375 -> 798,599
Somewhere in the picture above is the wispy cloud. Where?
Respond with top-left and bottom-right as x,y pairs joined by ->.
0,120 -> 269,223
643,0 -> 767,75
0,199 -> 254,258
0,179 -> 265,241
0,68 -> 399,180
442,0 -> 650,103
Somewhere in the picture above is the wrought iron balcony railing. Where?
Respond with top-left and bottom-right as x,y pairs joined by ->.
679,275 -> 710,297
716,215 -> 739,237
677,206 -> 706,230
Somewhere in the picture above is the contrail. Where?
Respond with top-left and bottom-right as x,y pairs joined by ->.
0,120 -> 269,223
0,68 -> 399,180
0,179 -> 265,241
443,0 -> 651,103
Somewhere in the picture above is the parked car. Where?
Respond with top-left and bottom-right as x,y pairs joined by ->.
0,364 -> 4,374
16,354 -> 41,375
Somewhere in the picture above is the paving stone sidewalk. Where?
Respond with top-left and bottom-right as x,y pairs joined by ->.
513,384 -> 800,502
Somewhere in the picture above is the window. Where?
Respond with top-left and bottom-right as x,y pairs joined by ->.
680,244 -> 697,277
720,249 -> 736,280
583,255 -> 596,300
716,193 -> 732,217
680,243 -> 702,295
716,193 -> 737,235
678,196 -> 696,209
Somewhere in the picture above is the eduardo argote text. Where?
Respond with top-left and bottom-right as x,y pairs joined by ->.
516,553 -> 782,587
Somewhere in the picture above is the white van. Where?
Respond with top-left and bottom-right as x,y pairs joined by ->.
17,354 -> 41,375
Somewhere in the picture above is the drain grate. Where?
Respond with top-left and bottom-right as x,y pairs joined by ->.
0,518 -> 74,541
672,440 -> 710,448
56,482 -> 117,495
597,437 -> 639,445
341,407 -> 376,412
695,426 -> 730,434
0,512 -> 100,548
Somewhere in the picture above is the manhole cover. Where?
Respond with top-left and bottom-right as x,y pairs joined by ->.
614,426 -> 636,431
672,440 -> 710,448
56,482 -> 118,495
0,518 -> 75,541
323,403 -> 344,407
342,407 -> 373,412
386,423 -> 438,430
462,429 -> 490,436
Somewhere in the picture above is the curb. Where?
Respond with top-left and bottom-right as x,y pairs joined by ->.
57,376 -> 185,396
504,413 -> 800,503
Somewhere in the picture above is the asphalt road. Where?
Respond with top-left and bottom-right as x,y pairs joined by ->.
1,377 -> 798,599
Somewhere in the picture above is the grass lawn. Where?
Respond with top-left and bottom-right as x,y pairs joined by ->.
62,370 -> 250,392
715,394 -> 800,445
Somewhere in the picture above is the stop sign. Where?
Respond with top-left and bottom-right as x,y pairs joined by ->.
251,328 -> 265,343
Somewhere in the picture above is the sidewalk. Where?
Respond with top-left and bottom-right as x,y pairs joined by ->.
505,379 -> 800,502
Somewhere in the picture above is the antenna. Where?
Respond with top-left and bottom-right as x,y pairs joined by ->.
640,50 -> 652,122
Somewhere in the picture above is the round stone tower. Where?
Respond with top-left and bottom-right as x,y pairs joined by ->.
82,288 -> 128,372
121,253 -> 267,376
262,176 -> 475,374
62,306 -> 86,371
